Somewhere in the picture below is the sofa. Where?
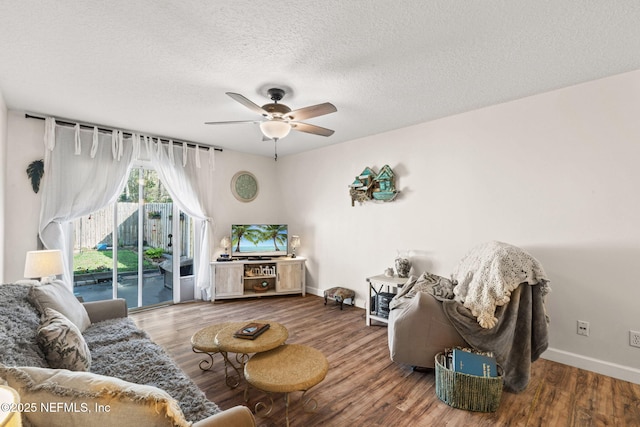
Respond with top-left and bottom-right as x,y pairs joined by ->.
0,281 -> 255,427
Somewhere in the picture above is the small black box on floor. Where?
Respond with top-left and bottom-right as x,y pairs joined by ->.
376,292 -> 395,318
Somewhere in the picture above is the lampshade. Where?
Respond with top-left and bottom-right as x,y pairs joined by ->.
0,385 -> 22,426
220,236 -> 231,248
290,235 -> 301,249
260,120 -> 291,140
24,249 -> 64,279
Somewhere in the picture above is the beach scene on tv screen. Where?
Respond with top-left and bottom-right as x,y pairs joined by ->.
232,225 -> 288,253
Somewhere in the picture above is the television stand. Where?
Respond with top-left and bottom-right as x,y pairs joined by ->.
210,257 -> 306,301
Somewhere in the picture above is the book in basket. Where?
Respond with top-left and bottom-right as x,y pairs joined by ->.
452,348 -> 498,377
233,322 -> 270,340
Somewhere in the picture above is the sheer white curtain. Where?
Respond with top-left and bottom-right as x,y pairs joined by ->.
148,137 -> 215,299
39,119 -> 135,287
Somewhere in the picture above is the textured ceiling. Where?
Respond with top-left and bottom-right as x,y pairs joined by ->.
1,1 -> 640,158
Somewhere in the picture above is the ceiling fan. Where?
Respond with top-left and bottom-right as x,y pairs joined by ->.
205,88 -> 337,158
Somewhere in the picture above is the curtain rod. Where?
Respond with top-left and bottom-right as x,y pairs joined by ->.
24,113 -> 223,152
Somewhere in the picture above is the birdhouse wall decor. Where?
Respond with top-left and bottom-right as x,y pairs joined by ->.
349,165 -> 400,206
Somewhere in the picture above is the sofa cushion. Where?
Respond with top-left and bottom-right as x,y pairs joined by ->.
83,316 -> 148,347
28,280 -> 91,332
37,308 -> 91,371
83,316 -> 220,422
0,365 -> 191,427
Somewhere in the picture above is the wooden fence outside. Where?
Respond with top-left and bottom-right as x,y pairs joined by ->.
73,203 -> 193,255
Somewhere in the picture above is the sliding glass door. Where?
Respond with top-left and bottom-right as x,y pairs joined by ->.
73,165 -> 194,309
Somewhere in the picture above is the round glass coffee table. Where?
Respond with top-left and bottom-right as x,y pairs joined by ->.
214,320 -> 288,388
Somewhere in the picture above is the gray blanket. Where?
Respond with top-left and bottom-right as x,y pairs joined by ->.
442,283 -> 549,393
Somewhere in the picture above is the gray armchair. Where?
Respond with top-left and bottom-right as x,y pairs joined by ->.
388,291 -> 466,368
387,241 -> 550,392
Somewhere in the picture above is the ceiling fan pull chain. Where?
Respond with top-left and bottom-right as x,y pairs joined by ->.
274,138 -> 278,161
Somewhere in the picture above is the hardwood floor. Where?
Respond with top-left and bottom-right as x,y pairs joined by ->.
130,295 -> 640,427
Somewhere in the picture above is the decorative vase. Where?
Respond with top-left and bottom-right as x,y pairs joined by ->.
395,256 -> 410,278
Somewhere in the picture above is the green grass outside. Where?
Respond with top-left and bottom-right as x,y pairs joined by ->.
73,249 -> 155,274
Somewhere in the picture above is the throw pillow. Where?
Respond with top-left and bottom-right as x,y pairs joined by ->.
28,280 -> 91,332
0,365 -> 191,427
406,271 -> 455,301
37,308 -> 91,371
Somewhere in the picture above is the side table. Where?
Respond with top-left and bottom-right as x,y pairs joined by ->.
366,274 -> 407,326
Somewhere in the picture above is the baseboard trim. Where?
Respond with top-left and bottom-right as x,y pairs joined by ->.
542,347 -> 640,384
306,286 -> 322,297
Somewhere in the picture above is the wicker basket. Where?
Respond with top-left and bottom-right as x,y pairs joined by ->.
252,284 -> 270,293
434,352 -> 503,412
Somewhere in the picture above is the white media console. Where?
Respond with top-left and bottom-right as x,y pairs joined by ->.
210,257 -> 306,302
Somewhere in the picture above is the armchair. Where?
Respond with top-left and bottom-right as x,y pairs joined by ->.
387,241 -> 550,392
388,291 -> 466,368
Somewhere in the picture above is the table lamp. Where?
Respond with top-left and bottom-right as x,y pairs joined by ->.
0,385 -> 22,426
220,236 -> 231,259
23,249 -> 64,283
290,235 -> 300,258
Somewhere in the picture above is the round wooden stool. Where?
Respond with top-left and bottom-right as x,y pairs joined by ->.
244,344 -> 329,427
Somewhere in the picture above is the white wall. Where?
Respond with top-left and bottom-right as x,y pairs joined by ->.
3,112 -> 281,281
0,90 -> 7,281
277,69 -> 640,383
207,150 -> 282,256
4,111 -> 42,281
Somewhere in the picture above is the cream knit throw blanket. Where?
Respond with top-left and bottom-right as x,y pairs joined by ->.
452,241 -> 549,329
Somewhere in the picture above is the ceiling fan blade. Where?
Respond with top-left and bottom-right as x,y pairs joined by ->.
204,120 -> 261,125
226,92 -> 270,117
285,102 -> 337,121
290,121 -> 335,137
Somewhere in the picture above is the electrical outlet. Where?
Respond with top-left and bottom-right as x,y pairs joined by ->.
577,320 -> 589,337
630,331 -> 640,348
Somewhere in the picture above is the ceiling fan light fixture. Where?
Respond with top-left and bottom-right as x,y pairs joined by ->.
260,119 -> 291,140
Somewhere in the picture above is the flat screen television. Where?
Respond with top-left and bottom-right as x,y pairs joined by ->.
231,224 -> 288,258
